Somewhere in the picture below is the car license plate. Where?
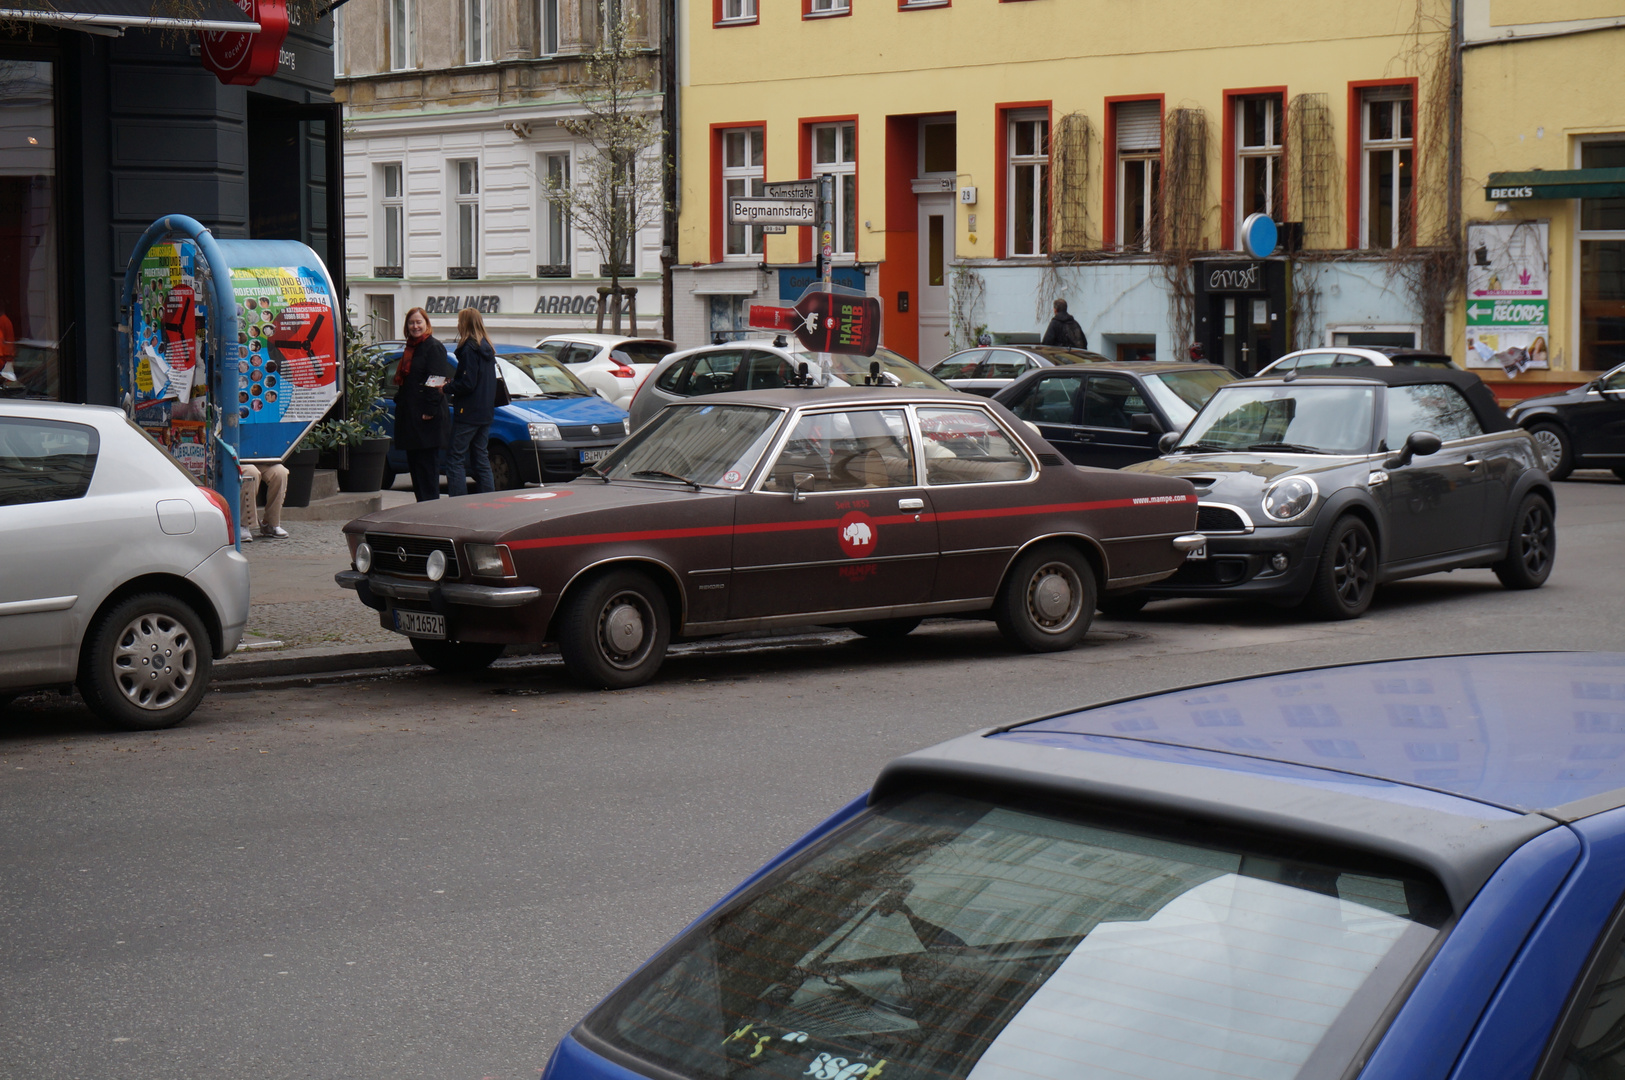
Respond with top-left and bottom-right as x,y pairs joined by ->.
1185,542 -> 1208,561
580,447 -> 612,464
393,609 -> 446,638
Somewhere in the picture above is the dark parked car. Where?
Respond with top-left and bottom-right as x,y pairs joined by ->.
1116,366 -> 1555,618
993,362 -> 1237,469
337,387 -> 1202,687
542,651 -> 1625,1080
1507,360 -> 1625,480
928,345 -> 1111,396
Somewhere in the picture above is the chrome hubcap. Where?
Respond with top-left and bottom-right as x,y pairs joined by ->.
1532,429 -> 1564,472
112,612 -> 197,711
598,592 -> 654,670
1026,561 -> 1083,634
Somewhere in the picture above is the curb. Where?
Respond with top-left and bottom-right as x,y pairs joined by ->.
216,642 -> 552,681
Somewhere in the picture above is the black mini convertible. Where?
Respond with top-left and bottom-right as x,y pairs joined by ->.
1117,366 -> 1555,618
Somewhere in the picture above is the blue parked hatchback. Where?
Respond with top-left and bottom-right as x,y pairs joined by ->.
380,344 -> 630,491
547,652 -> 1625,1080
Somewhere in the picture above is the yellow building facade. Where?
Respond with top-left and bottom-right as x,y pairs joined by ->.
672,0 -> 1457,368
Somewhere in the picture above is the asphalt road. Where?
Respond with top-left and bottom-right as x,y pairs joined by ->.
5,475 -> 1625,1080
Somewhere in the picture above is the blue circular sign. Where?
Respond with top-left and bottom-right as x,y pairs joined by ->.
1241,213 -> 1279,259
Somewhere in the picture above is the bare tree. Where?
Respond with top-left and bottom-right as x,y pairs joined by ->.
545,11 -> 665,333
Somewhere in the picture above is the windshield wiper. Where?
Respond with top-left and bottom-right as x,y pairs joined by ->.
632,469 -> 702,491
1174,440 -> 1234,453
1245,442 -> 1328,454
536,390 -> 589,398
582,463 -> 611,483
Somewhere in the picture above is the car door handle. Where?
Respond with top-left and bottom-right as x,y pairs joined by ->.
1465,458 -> 1482,469
898,498 -> 925,511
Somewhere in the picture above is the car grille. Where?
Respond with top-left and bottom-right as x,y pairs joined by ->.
1170,557 -> 1251,586
367,533 -> 459,579
558,421 -> 626,439
1197,505 -> 1249,533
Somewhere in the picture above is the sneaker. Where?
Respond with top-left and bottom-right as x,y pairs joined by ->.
260,525 -> 290,539
238,527 -> 254,544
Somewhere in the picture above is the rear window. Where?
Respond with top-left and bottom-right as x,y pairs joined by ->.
0,417 -> 101,505
620,341 -> 677,364
586,792 -> 1447,1080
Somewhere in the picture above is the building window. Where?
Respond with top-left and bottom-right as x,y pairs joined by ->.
806,0 -> 849,15
386,0 -> 415,70
366,294 -> 396,342
376,163 -> 404,277
722,127 -> 764,259
539,0 -> 558,53
451,160 -> 480,277
1007,112 -> 1049,257
1361,88 -> 1413,249
1236,94 -> 1283,241
811,121 -> 856,256
1580,139 -> 1625,371
601,0 -> 621,37
1115,100 -> 1161,252
540,152 -> 571,276
0,58 -> 61,400
718,0 -> 756,23
332,4 -> 344,75
465,0 -> 488,62
607,157 -> 636,275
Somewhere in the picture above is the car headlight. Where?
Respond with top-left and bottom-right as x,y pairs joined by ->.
528,421 -> 562,441
1262,476 -> 1318,521
467,543 -> 515,578
354,541 -> 372,573
425,549 -> 447,581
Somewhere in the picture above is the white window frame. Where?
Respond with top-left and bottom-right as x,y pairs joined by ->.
386,0 -> 415,70
332,4 -> 344,75
539,151 -> 572,274
1235,94 -> 1283,242
807,0 -> 849,15
465,0 -> 489,64
720,0 -> 756,22
451,159 -> 481,274
1115,101 -> 1161,253
539,0 -> 558,54
1575,135 -> 1625,372
811,121 -> 857,259
1006,111 -> 1049,258
377,162 -> 404,275
721,127 -> 764,260
1359,91 -> 1414,250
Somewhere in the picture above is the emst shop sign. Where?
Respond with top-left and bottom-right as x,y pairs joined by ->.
1205,263 -> 1266,293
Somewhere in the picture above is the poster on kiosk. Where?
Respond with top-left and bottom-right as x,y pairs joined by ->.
120,215 -> 342,543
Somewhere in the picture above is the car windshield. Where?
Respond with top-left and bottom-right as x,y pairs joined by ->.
499,353 -> 592,397
1177,384 -> 1377,455
1140,367 -> 1237,428
585,792 -> 1447,1080
619,341 -> 676,365
786,347 -> 952,391
596,403 -> 783,488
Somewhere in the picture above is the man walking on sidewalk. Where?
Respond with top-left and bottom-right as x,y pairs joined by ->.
1042,299 -> 1088,349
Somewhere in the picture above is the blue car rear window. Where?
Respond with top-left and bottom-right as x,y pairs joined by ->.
583,793 -> 1447,1080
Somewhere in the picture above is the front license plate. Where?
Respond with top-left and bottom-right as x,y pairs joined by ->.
580,447 -> 612,464
1185,542 -> 1208,561
394,609 -> 446,638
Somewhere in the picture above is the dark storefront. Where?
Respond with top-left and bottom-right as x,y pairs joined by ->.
0,6 -> 337,406
1192,258 -> 1290,376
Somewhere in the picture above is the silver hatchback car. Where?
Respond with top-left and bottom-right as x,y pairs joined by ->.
0,402 -> 249,729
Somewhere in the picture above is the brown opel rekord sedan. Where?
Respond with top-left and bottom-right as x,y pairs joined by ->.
338,388 -> 1203,688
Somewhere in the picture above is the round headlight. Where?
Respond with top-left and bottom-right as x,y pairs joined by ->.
1262,476 -> 1318,521
355,542 -> 372,573
425,549 -> 447,581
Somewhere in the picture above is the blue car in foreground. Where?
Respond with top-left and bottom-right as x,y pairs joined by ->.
381,344 -> 630,491
546,652 -> 1625,1080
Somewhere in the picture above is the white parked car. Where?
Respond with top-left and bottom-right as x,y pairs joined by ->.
1254,346 -> 1460,376
0,402 -> 249,729
533,334 -> 676,409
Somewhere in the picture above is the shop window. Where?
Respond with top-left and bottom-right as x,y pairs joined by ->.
1580,140 -> 1625,371
718,0 -> 757,24
604,157 -> 635,277
451,160 -> 480,278
722,127 -> 765,259
376,163 -> 404,277
1007,112 -> 1049,257
539,152 -> 571,277
811,121 -> 857,257
387,0 -> 416,70
1236,94 -> 1283,243
1361,88 -> 1413,249
539,0 -> 559,53
0,59 -> 61,400
1115,100 -> 1161,252
465,0 -> 489,62
806,0 -> 849,15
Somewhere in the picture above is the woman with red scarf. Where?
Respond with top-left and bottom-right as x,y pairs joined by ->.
392,307 -> 454,501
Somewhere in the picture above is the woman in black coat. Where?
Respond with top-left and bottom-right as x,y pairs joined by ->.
392,307 -> 454,502
446,307 -> 499,495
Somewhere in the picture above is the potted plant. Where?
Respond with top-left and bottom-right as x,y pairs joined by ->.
296,332 -> 394,494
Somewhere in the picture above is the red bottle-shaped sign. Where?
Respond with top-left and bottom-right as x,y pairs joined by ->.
792,291 -> 882,357
199,0 -> 290,86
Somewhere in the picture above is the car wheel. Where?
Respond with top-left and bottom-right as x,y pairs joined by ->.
1492,493 -> 1556,590
78,593 -> 212,730
1302,517 -> 1377,620
1097,591 -> 1150,619
380,468 -> 397,491
489,442 -> 521,491
849,618 -> 922,640
1528,423 -> 1573,480
558,568 -> 671,689
994,543 -> 1097,652
410,637 -> 505,673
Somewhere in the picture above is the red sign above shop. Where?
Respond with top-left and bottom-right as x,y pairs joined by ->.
199,0 -> 289,86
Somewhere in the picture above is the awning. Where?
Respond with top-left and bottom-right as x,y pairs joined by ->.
0,0 -> 259,33
1486,168 -> 1625,201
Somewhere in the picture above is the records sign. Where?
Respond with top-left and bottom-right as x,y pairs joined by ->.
1465,222 -> 1550,377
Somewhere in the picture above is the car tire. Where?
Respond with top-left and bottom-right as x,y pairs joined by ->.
1528,423 -> 1573,480
489,442 -> 521,491
78,592 -> 212,731
1302,517 -> 1377,620
1097,591 -> 1150,619
557,568 -> 671,689
410,637 -> 505,673
849,618 -> 922,640
994,543 -> 1097,652
1492,493 -> 1556,590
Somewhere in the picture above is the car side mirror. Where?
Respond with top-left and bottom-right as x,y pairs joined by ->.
1385,430 -> 1443,469
791,471 -> 816,503
1157,432 -> 1181,455
1129,412 -> 1163,434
